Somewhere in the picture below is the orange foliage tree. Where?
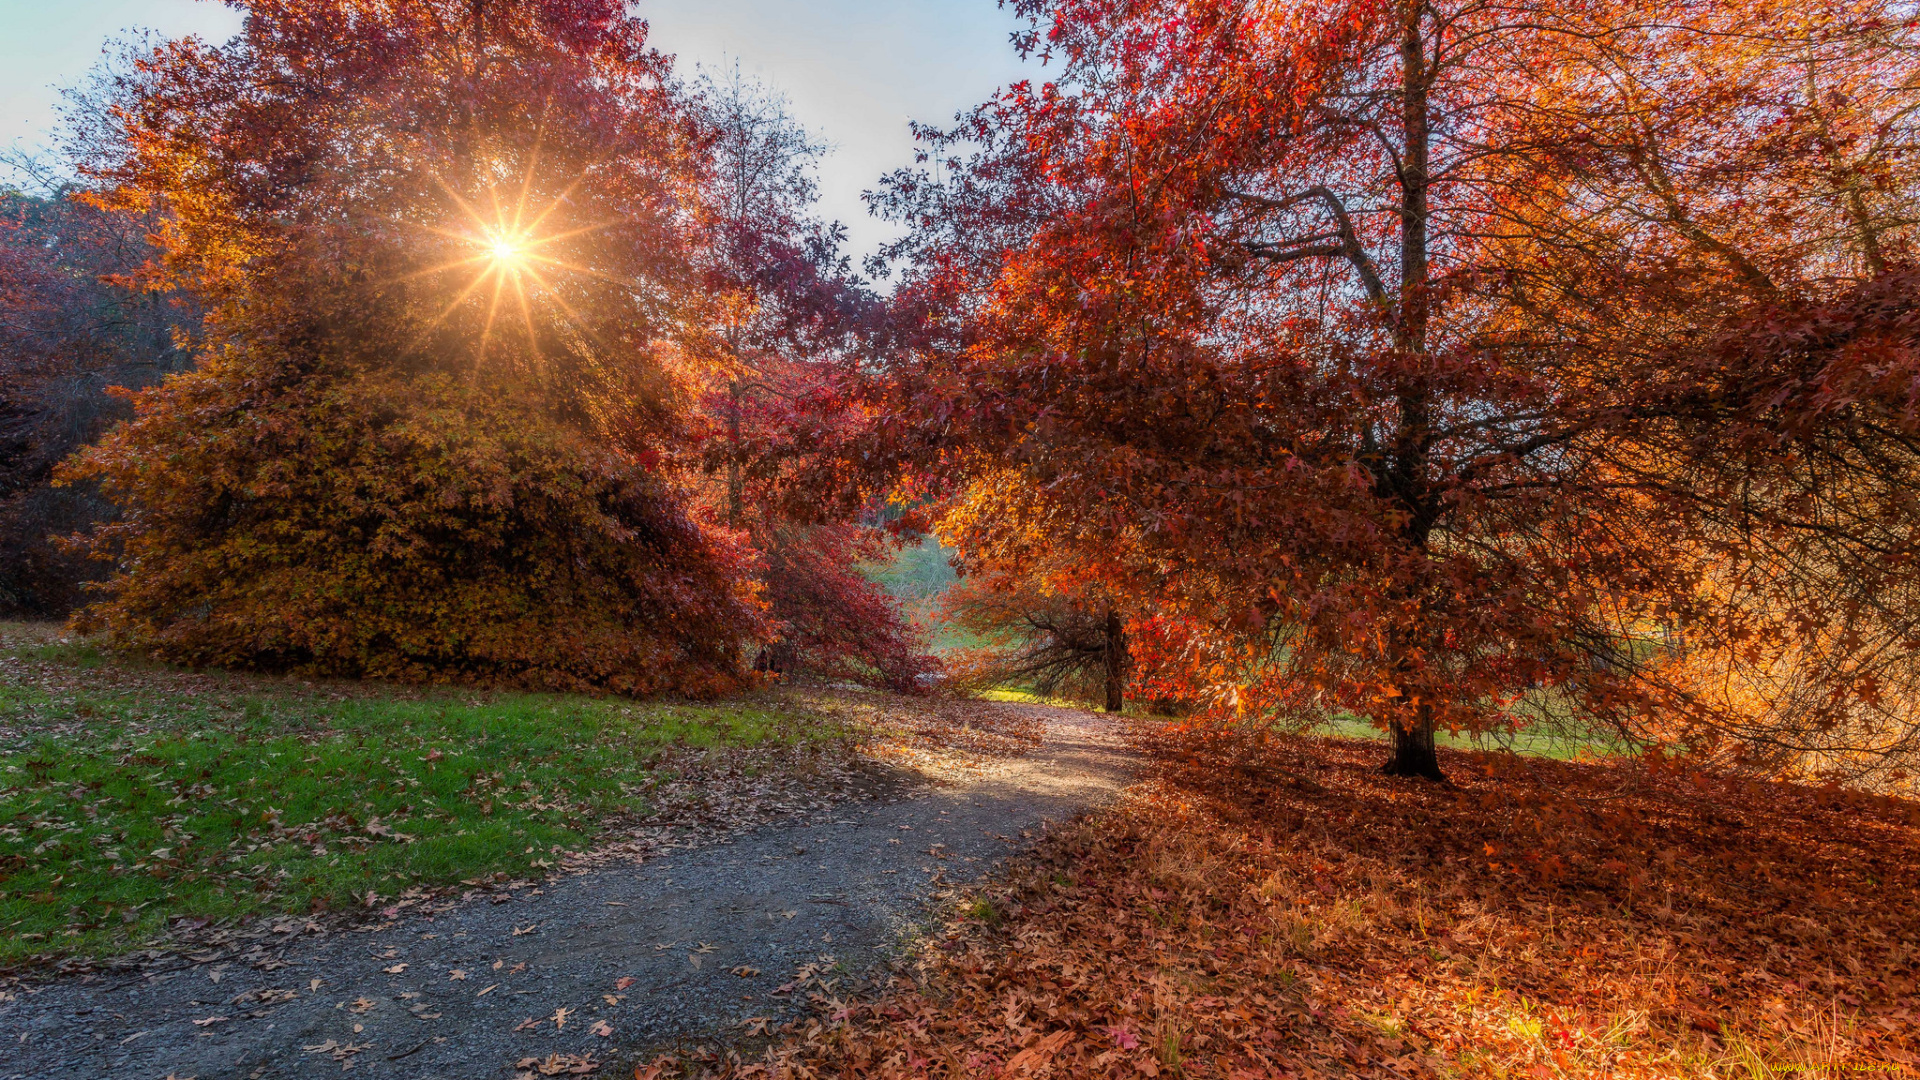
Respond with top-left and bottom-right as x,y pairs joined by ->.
58,0 -> 764,693
930,474 -> 1134,711
871,0 -> 1920,779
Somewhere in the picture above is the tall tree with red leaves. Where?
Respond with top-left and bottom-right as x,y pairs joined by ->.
871,0 -> 1920,781
689,68 -> 933,692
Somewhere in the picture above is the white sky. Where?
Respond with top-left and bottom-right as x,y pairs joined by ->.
0,0 -> 1040,265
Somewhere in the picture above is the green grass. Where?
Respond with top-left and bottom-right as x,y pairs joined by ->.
1310,713 -> 1630,761
863,539 -> 995,653
977,687 -> 1108,710
0,624 -> 837,963
866,539 -> 959,604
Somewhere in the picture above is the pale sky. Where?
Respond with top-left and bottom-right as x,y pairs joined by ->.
0,0 -> 1039,265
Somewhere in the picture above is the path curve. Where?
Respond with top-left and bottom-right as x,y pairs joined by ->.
1,704 -> 1132,1080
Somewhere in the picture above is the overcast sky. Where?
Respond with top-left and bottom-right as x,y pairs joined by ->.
0,0 -> 1039,264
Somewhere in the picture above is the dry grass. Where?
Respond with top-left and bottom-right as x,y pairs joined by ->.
651,723 -> 1920,1079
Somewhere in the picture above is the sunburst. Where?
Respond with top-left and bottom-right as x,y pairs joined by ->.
407,157 -> 614,360
489,236 -> 524,266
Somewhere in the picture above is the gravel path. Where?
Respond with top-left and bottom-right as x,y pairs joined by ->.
0,704 -> 1132,1080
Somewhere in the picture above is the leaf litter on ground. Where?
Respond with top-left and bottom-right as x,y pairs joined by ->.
638,723 -> 1919,1079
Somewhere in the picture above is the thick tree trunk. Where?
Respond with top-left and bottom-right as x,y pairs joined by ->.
1102,606 -> 1126,713
1381,703 -> 1445,781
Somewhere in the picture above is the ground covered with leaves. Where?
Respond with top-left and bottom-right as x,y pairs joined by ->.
0,623 -> 866,966
797,690 -> 1045,780
663,727 -> 1920,1079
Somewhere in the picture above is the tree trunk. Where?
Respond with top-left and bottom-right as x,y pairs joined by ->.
1102,605 -> 1126,714
1377,4 -> 1444,788
1381,703 -> 1445,781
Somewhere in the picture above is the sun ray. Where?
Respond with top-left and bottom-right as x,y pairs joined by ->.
401,156 -> 635,360
484,179 -> 510,248
511,113 -> 548,237
477,260 -> 510,362
518,263 -> 584,325
389,251 -> 493,284
513,266 -> 538,365
428,175 -> 497,237
427,263 -> 504,330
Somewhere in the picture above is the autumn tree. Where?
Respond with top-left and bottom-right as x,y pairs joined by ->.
690,67 -> 933,691
871,0 -> 1920,781
937,476 -> 1131,710
59,0 -> 764,692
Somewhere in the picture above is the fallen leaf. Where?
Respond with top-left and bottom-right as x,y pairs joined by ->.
1007,1029 -> 1073,1072
449,969 -> 467,981
304,1039 -> 372,1063
350,997 -> 376,1014
512,923 -> 538,936
383,963 -> 408,974
191,1016 -> 229,1026
613,976 -> 635,991
551,1006 -> 570,1030
478,985 -> 498,997
515,1053 -> 599,1076
732,966 -> 760,977
589,1019 -> 613,1037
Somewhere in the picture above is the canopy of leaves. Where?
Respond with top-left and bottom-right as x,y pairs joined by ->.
58,0 -> 765,693
868,0 -> 1920,783
687,68 -> 934,692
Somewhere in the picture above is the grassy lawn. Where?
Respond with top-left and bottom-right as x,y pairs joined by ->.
975,693 -> 1627,763
1312,713 -> 1630,761
0,623 -> 841,965
975,687 -> 1090,708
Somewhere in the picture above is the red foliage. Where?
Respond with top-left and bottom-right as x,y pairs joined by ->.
684,71 -> 931,690
866,0 -> 1920,781
758,523 -> 934,693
